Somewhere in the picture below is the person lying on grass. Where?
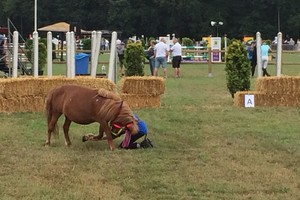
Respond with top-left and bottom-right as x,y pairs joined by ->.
83,114 -> 153,149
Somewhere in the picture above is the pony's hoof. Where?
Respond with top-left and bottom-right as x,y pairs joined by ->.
110,146 -> 116,151
82,135 -> 88,142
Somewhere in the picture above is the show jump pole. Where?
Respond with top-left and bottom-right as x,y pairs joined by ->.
256,32 -> 262,78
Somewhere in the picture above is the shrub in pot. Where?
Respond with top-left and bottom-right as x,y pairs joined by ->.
225,40 -> 251,98
124,42 -> 145,76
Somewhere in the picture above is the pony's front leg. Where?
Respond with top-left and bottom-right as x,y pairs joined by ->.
82,126 -> 104,142
101,124 -> 115,151
93,125 -> 104,140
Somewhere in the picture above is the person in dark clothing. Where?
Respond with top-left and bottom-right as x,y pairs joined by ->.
113,114 -> 152,149
82,114 -> 153,149
117,42 -> 125,76
251,42 -> 257,77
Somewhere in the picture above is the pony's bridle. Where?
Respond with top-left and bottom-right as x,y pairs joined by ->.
110,101 -> 134,137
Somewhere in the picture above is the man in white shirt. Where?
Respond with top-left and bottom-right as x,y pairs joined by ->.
170,38 -> 182,78
154,38 -> 169,77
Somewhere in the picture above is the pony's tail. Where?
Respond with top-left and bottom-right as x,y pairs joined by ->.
45,91 -> 59,139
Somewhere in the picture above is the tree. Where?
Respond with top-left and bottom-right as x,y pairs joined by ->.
124,42 -> 145,76
225,40 -> 251,98
1,0 -> 300,41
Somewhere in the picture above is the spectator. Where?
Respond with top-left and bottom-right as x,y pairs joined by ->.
101,38 -> 106,50
251,42 -> 257,77
261,41 -> 272,77
154,38 -> 169,78
170,38 -> 182,78
117,42 -> 125,76
147,40 -> 156,76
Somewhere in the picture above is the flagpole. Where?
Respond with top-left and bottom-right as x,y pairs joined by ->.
34,0 -> 37,32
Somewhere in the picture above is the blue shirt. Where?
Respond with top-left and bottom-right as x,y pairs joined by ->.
261,44 -> 270,57
134,114 -> 148,135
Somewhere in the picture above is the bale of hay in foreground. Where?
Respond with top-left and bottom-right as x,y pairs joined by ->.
234,91 -> 267,107
120,76 -> 165,95
120,94 -> 161,109
234,91 -> 300,107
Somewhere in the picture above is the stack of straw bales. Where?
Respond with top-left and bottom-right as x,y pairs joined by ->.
234,76 -> 300,107
120,76 -> 165,108
0,76 -> 115,113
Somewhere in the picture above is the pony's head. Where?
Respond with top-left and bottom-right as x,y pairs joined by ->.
111,102 -> 139,135
96,89 -> 139,135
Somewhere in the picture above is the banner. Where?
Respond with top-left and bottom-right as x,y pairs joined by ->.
211,37 -> 221,62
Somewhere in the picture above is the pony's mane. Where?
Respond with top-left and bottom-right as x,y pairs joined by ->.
97,88 -> 121,101
117,101 -> 135,123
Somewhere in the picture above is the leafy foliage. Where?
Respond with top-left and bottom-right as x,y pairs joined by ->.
1,0 -> 300,40
225,40 -> 251,98
182,37 -> 194,46
25,39 -> 47,71
124,42 -> 145,76
82,38 -> 91,50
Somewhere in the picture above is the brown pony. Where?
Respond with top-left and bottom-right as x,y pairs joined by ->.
45,84 -> 138,150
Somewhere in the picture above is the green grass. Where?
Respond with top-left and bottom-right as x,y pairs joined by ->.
1,56 -> 300,199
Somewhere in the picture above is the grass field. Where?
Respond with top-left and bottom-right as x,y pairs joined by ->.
1,56 -> 300,199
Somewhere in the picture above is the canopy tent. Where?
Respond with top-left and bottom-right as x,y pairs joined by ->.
38,22 -> 70,32
38,22 -> 86,33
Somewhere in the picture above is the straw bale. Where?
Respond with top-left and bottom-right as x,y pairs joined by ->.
234,91 -> 267,107
0,96 -> 45,113
0,76 -> 116,113
234,91 -> 300,107
0,76 -> 116,99
256,76 -> 300,94
120,76 -> 165,95
263,93 -> 300,107
120,94 -> 161,109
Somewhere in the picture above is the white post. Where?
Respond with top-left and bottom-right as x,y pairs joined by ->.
13,31 -> 19,78
33,31 -> 39,77
224,35 -> 227,63
70,32 -> 75,78
34,0 -> 37,32
256,32 -> 262,78
47,32 -> 52,77
108,31 -> 117,83
276,32 -> 282,76
91,31 -> 102,77
91,31 -> 97,77
66,32 -> 71,78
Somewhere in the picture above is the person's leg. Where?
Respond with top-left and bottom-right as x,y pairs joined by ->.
172,58 -> 176,77
262,58 -> 270,76
154,58 -> 159,76
262,59 -> 266,76
251,63 -> 256,77
162,57 -> 167,78
175,67 -> 180,78
177,57 -> 181,77
123,133 -> 144,149
173,56 -> 181,77
150,58 -> 155,76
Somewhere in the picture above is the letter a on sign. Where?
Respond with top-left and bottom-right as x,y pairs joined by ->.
245,95 -> 255,107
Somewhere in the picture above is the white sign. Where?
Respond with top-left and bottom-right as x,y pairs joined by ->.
245,95 -> 255,107
210,37 -> 221,62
